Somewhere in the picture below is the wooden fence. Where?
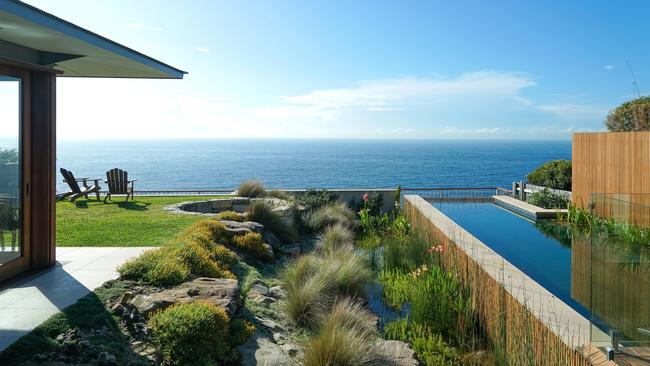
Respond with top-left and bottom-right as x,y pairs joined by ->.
572,132 -> 650,226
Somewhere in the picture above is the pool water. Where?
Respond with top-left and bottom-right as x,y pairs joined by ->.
429,201 -> 609,331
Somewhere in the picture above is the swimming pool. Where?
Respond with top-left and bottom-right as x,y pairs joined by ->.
428,201 -> 610,332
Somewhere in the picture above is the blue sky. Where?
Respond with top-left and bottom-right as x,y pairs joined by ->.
25,0 -> 650,139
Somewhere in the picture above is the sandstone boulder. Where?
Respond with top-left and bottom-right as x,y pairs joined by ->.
129,277 -> 239,316
237,331 -> 294,366
371,340 -> 419,366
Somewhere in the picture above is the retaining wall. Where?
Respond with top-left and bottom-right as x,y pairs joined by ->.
404,195 -> 612,366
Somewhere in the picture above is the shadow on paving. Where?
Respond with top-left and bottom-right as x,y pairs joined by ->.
0,278 -> 150,365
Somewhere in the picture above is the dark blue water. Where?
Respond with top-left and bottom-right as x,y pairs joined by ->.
431,201 -> 609,331
56,139 -> 570,192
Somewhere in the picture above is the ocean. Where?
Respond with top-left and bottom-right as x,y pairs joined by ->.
55,139 -> 571,193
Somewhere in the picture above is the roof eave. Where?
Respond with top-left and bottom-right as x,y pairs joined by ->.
0,0 -> 187,79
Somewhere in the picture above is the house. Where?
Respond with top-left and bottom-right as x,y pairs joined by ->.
0,0 -> 184,283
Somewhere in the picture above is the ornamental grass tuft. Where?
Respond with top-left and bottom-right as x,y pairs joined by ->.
302,298 -> 380,366
281,246 -> 373,328
306,202 -> 358,233
237,180 -> 266,198
315,223 -> 355,255
247,200 -> 298,243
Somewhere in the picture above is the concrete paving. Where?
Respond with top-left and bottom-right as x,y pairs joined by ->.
494,195 -> 567,220
0,247 -> 154,352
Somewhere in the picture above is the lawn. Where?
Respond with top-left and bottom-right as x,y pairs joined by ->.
56,195 -> 228,247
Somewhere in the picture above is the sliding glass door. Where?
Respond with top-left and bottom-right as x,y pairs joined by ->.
0,69 -> 27,275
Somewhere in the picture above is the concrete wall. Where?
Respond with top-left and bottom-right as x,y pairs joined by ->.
404,194 -> 610,365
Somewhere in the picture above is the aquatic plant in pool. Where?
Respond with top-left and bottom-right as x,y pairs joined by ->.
368,214 -> 487,364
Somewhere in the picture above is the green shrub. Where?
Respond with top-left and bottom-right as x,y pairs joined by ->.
148,302 -> 231,366
379,269 -> 414,309
229,318 -> 256,345
267,190 -> 291,200
117,249 -> 164,281
211,244 -> 239,268
410,266 -> 473,343
302,298 -> 379,366
164,241 -> 235,279
316,224 -> 355,254
247,201 -> 298,242
233,232 -> 273,260
526,160 -> 572,191
0,147 -> 17,163
118,249 -> 191,287
391,214 -> 411,242
237,180 -> 266,198
384,319 -> 461,366
296,189 -> 338,212
178,220 -> 238,266
306,202 -> 358,233
606,96 -> 650,131
118,219 -> 238,286
527,189 -> 569,209
216,210 -> 245,222
382,233 -> 437,273
183,219 -> 232,245
146,259 -> 192,287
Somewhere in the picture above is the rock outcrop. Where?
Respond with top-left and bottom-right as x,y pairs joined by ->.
128,277 -> 239,316
371,340 -> 419,366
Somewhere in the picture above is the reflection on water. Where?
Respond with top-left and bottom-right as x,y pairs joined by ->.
572,230 -> 650,345
433,201 -> 650,350
366,281 -> 410,330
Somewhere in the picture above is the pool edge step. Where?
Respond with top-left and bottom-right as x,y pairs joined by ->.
493,195 -> 566,220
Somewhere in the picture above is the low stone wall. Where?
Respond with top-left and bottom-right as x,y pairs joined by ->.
282,189 -> 398,213
164,197 -> 295,225
403,195 -> 611,366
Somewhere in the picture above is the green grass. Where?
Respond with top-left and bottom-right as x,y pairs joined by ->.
56,195 -> 228,247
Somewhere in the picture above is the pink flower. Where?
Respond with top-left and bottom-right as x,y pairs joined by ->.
436,245 -> 444,253
362,194 -> 369,202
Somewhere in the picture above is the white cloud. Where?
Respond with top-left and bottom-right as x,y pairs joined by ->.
537,103 -> 608,119
54,70 -> 608,140
278,71 -> 536,112
375,127 -> 416,135
127,23 -> 162,31
196,47 -> 211,53
604,65 -> 614,71
475,127 -> 508,134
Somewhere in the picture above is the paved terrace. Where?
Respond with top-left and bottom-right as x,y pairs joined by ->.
0,247 -> 153,351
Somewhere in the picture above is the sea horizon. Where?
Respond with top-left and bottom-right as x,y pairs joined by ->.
55,138 -> 572,192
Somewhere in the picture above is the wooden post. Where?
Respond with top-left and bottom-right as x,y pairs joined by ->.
29,70 -> 56,269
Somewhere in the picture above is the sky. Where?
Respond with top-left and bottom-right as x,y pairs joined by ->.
19,0 -> 650,140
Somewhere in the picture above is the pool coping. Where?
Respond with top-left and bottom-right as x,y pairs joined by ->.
404,195 -> 614,363
493,195 -> 567,220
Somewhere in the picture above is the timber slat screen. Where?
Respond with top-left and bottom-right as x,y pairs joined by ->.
573,132 -> 650,226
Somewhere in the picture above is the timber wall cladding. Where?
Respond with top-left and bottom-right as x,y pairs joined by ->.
572,132 -> 650,225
